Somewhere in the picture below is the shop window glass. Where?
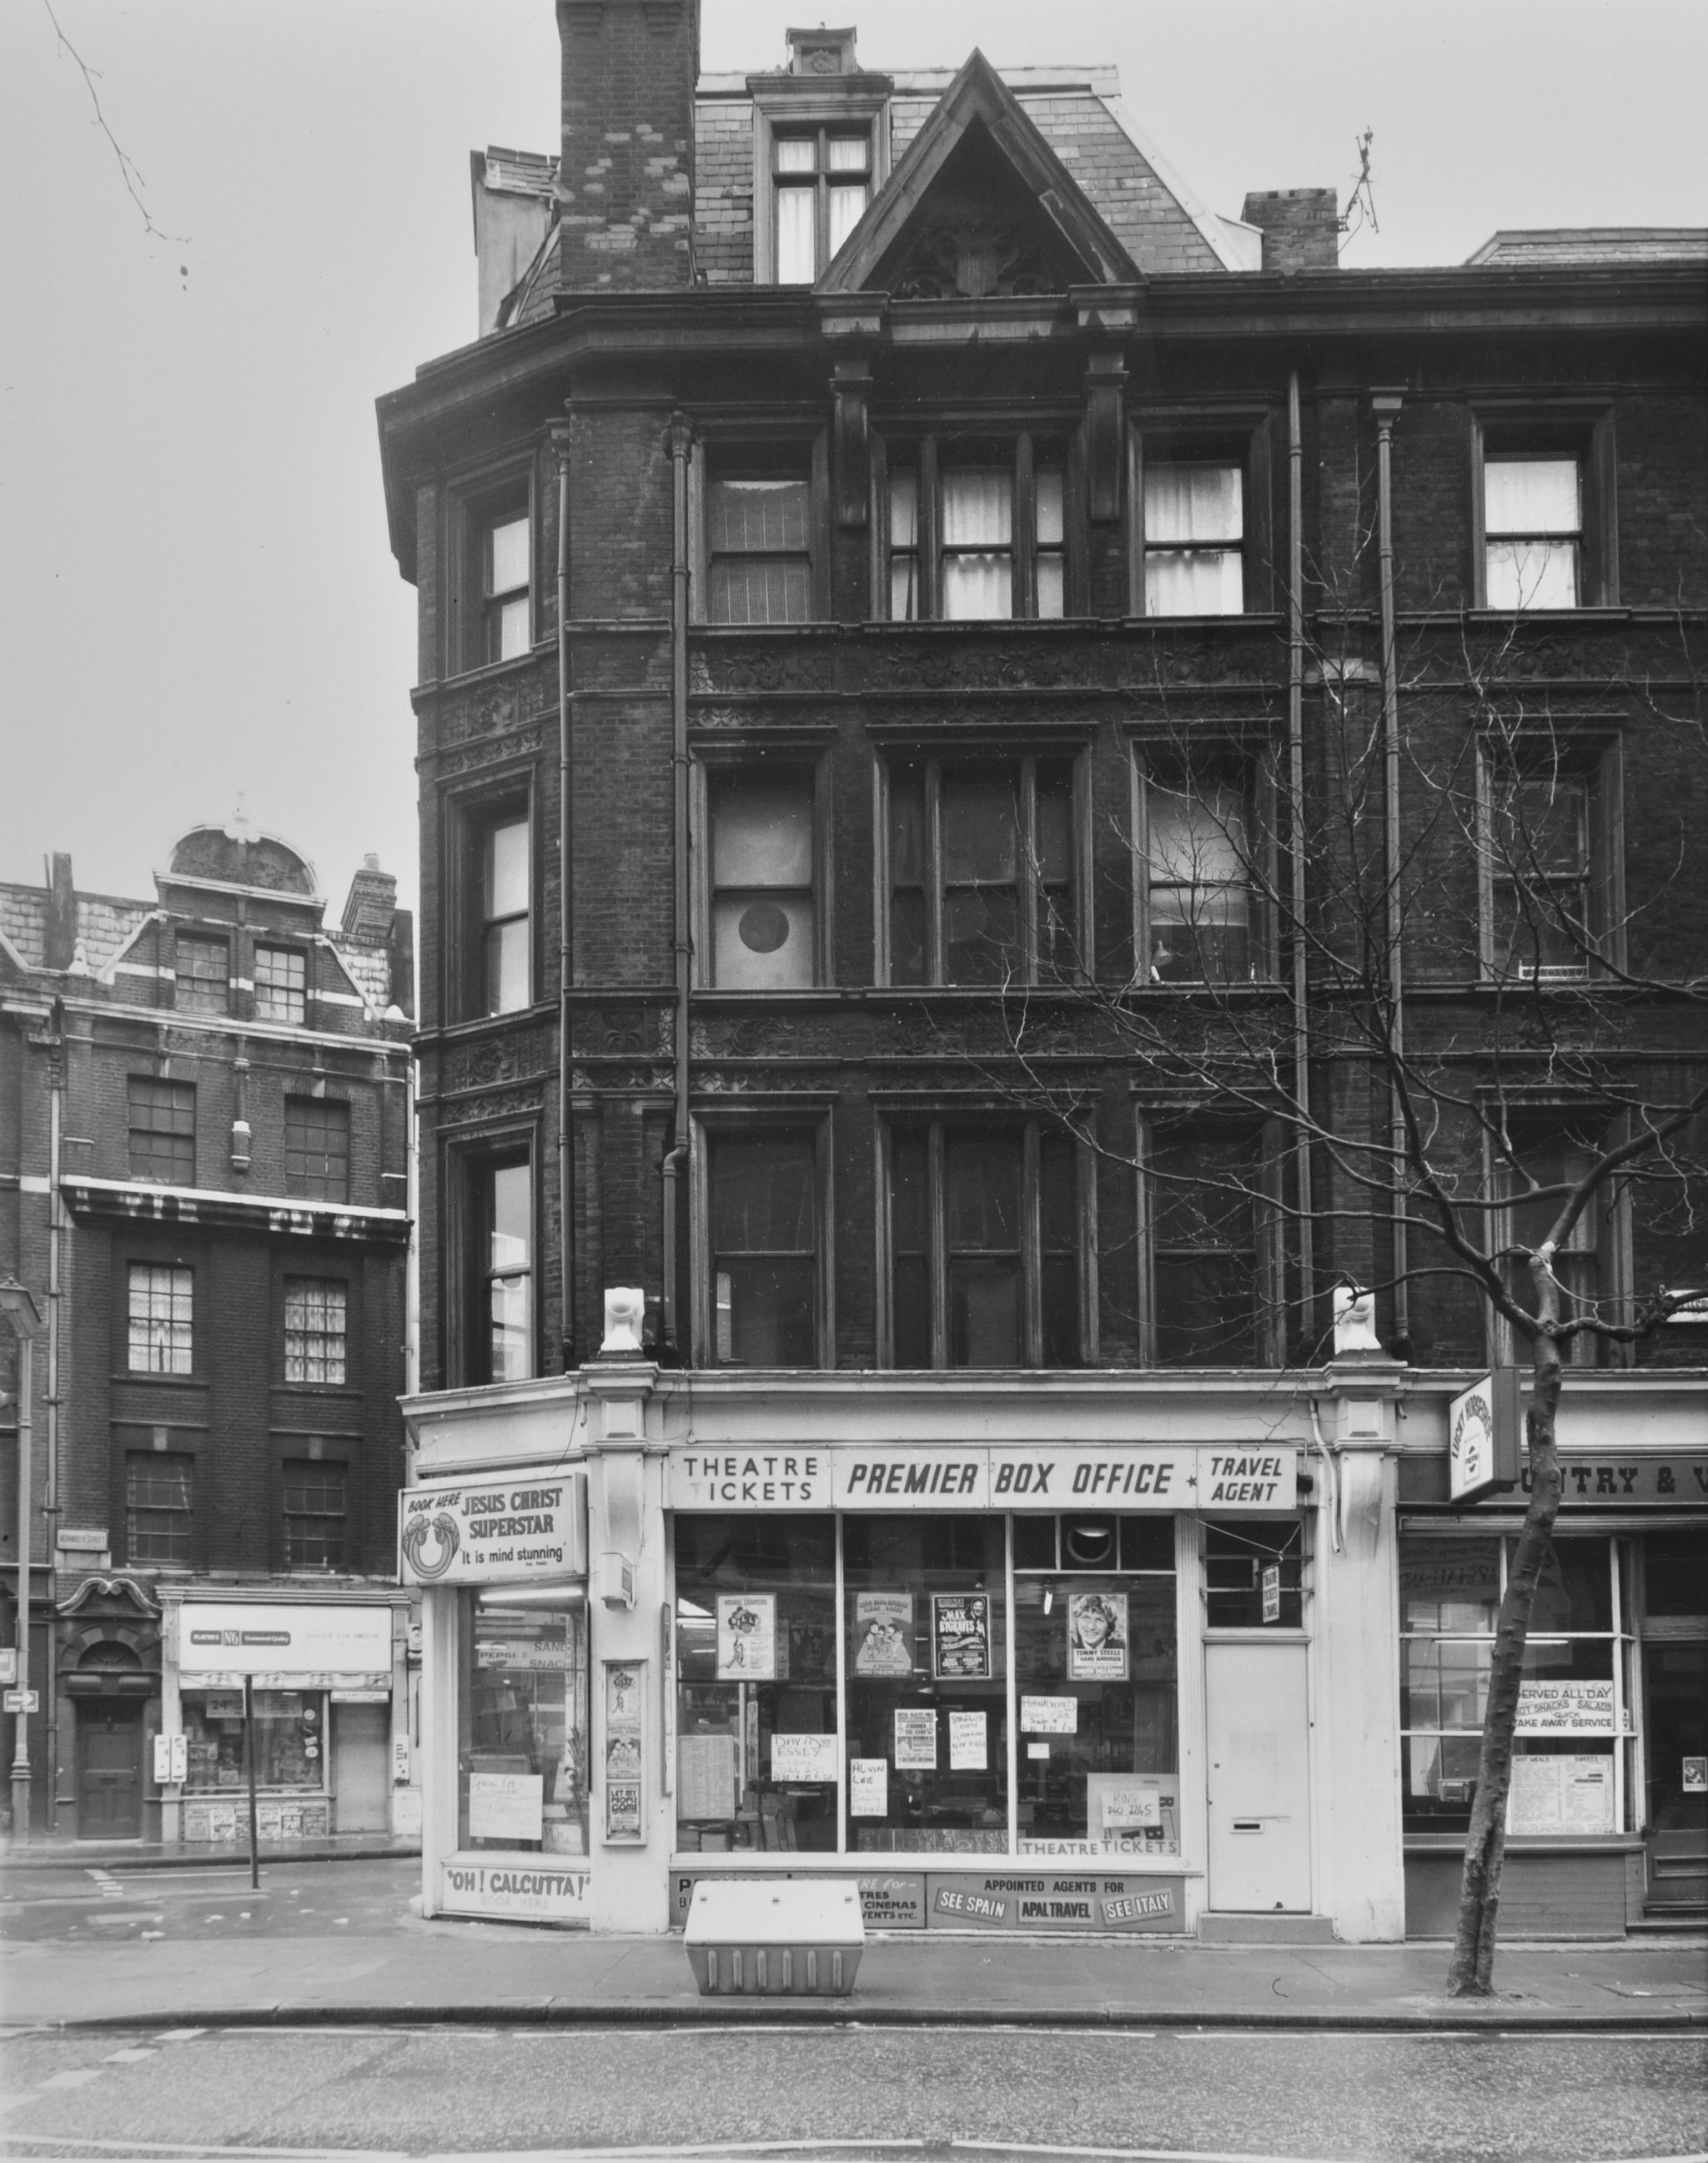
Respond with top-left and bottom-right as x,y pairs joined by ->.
844,1515 -> 1007,1854
1013,1515 -> 1178,1859
674,1516 -> 837,1855
1204,1518 -> 1304,1627
183,1688 -> 324,1792
1398,1533 -> 1628,1834
458,1592 -> 590,1855
1644,1530 -> 1708,1617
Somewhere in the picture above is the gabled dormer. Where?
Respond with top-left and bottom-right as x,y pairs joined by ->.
818,50 -> 1139,299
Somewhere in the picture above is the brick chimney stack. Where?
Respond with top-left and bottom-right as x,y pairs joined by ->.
1242,189 -> 1340,272
342,853 -> 398,943
43,852 -> 76,971
556,0 -> 700,290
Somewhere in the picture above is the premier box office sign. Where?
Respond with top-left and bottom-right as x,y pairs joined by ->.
399,1471 -> 587,1585
668,1445 -> 1296,1513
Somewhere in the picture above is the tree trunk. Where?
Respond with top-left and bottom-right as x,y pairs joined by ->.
1447,1341 -> 1564,1996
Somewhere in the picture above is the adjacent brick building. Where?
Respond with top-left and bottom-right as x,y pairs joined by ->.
1,822 -> 414,1844
379,3 -> 1706,1939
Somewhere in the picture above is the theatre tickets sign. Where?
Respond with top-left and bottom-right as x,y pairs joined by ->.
668,1444 -> 1296,1513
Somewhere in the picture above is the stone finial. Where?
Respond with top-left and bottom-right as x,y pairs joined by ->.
602,1286 -> 646,1354
1332,1282 -> 1381,1354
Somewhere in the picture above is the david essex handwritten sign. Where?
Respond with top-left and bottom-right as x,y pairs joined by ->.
666,1445 -> 1296,1512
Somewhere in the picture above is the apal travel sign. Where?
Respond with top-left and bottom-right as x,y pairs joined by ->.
399,1472 -> 587,1585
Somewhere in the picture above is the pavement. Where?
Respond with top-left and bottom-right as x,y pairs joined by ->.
2,1852 -> 1704,2035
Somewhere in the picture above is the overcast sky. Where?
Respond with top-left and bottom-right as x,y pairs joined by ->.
4,0 -> 1705,921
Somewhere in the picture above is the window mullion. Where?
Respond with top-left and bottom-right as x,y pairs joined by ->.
1014,435 -> 1036,619
928,1122 -> 948,1369
926,758 -> 945,985
1022,1119 -> 1042,1364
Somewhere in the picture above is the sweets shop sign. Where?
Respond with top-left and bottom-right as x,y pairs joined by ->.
668,1446 -> 1295,1513
399,1473 -> 587,1585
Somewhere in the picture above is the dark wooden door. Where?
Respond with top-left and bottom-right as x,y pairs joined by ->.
78,1704 -> 143,1839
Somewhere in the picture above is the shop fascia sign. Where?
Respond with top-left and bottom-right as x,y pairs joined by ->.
398,1469 -> 588,1586
1448,1371 -> 1521,1502
667,1443 -> 1296,1512
175,1601 -> 394,1678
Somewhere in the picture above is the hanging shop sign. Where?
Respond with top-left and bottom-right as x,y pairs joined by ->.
1449,1372 -> 1522,1502
398,1472 -> 586,1586
667,1444 -> 1297,1513
176,1602 -> 394,1678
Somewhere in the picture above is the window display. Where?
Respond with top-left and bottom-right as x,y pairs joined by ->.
675,1516 -> 836,1853
845,1516 -> 1007,1853
1399,1533 -> 1630,1833
458,1591 -> 589,1854
671,1509 -> 1184,1863
183,1688 -> 324,1792
1013,1514 -> 1178,1857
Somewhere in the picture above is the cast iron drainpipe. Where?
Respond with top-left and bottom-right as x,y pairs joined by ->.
1287,371 -> 1314,1340
1372,391 -> 1408,1349
661,415 -> 694,1362
553,423 -> 576,1370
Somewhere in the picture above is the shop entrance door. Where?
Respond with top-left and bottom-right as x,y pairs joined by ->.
78,1704 -> 143,1839
332,1702 -> 390,1833
1642,1638 -> 1707,1914
1204,1639 -> 1312,1911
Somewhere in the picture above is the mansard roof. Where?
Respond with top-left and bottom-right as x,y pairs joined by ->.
816,49 -> 1139,296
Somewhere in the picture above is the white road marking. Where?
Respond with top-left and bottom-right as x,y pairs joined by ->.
39,2068 -> 103,2088
84,1870 -> 125,1900
102,2045 -> 157,2063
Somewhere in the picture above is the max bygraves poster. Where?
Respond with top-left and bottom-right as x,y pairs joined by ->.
1067,1591 -> 1128,1681
715,1593 -> 776,1679
853,1592 -> 914,1676
932,1592 -> 992,1680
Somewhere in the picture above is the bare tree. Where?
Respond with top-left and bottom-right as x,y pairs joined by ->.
945,588 -> 1707,1993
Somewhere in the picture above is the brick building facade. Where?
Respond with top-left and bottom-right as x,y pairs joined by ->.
0,823 -> 414,1844
379,3 -> 1706,1939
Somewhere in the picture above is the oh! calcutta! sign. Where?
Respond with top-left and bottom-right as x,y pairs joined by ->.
439,1861 -> 590,1925
398,1472 -> 587,1586
667,1445 -> 1296,1512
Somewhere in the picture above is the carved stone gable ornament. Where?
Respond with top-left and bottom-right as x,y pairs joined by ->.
895,218 -> 1053,300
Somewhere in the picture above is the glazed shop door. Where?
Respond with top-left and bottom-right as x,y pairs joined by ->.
78,1704 -> 143,1839
1204,1640 -> 1312,1912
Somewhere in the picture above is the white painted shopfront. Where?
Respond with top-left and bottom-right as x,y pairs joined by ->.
401,1339 -> 1416,1940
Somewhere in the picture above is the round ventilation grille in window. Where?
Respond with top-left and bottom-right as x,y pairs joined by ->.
1062,1515 -> 1117,1568
739,902 -> 791,954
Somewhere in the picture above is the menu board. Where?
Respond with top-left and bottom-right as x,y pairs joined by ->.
893,1708 -> 938,1769
932,1594 -> 992,1681
1507,1753 -> 1615,1835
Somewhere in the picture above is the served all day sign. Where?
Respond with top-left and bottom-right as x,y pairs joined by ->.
399,1473 -> 586,1586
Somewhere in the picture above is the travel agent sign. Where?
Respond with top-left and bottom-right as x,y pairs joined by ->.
398,1471 -> 587,1586
668,1444 -> 1296,1512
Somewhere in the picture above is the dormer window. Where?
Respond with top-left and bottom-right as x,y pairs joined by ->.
774,128 -> 872,283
